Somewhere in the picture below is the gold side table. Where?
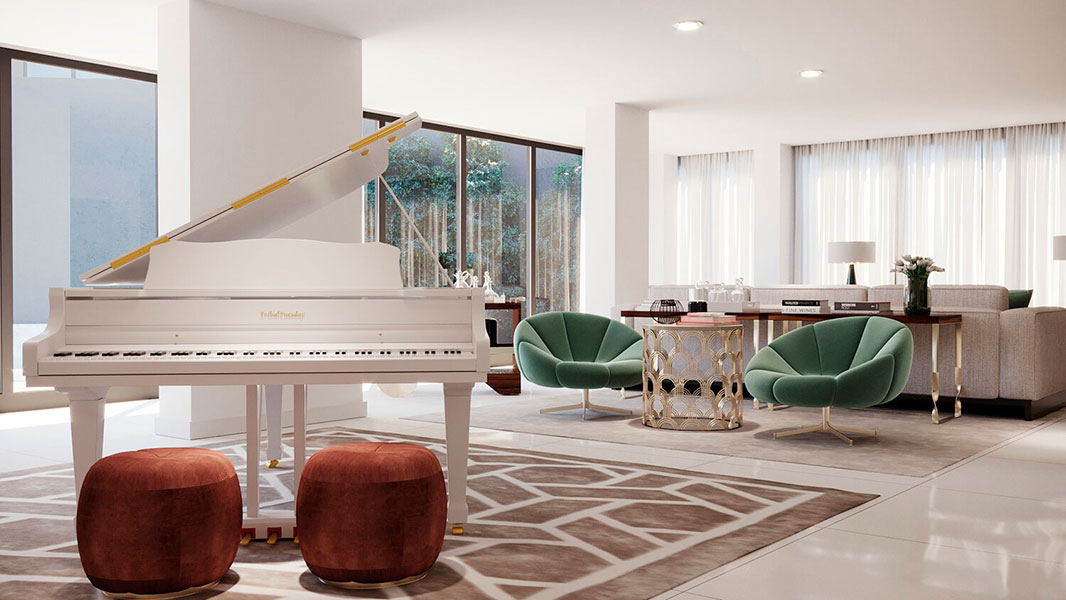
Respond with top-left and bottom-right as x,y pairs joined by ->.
642,323 -> 744,430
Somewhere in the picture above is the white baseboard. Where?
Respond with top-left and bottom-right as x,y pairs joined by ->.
154,401 -> 368,440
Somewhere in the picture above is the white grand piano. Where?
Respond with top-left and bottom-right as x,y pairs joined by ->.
21,113 -> 489,538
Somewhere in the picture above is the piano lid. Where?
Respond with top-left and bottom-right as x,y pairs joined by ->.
80,113 -> 422,286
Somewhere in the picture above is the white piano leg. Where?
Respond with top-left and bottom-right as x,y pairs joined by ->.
245,385 -> 260,519
443,382 -> 473,536
59,387 -> 109,499
293,384 -> 307,498
264,384 -> 283,468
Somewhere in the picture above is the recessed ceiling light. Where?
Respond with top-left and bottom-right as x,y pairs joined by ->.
673,20 -> 704,32
800,69 -> 824,78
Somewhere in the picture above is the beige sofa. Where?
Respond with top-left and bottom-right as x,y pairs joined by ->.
619,284 -> 1066,419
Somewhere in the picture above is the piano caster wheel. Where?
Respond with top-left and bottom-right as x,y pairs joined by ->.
450,523 -> 464,536
267,459 -> 279,469
293,535 -> 300,545
266,532 -> 278,545
239,532 -> 252,546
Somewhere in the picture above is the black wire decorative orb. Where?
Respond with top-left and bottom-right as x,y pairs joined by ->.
650,299 -> 684,324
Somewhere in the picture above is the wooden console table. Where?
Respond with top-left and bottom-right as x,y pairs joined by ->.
622,308 -> 964,424
486,302 -> 522,395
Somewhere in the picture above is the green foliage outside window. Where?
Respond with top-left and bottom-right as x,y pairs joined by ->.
373,129 -> 581,313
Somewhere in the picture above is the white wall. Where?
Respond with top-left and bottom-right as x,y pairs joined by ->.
155,0 -> 366,439
648,153 -> 677,286
752,142 -> 794,285
581,103 -> 649,316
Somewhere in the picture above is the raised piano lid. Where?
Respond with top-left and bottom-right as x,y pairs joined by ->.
143,239 -> 403,290
80,113 -> 422,286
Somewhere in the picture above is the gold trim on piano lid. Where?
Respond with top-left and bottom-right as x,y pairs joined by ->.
348,119 -> 407,153
109,236 -> 171,269
231,178 -> 290,210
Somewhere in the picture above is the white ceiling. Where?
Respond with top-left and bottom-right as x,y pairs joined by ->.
6,0 -> 1065,155
211,0 -> 1066,155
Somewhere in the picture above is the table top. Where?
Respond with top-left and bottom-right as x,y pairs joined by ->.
768,311 -> 962,324
621,308 -> 961,324
642,322 -> 743,330
486,302 -> 523,310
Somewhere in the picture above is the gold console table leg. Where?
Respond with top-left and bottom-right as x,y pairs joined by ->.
931,322 -> 963,424
954,323 -> 963,418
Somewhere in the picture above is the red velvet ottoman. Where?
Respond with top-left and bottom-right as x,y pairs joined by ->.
76,448 -> 242,598
296,442 -> 446,588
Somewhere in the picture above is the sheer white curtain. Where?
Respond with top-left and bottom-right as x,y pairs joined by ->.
795,123 -> 1066,305
673,151 -> 754,285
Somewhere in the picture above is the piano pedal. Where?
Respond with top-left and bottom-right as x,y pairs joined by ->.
239,531 -> 253,546
267,459 -> 279,469
266,528 -> 281,545
450,523 -> 464,536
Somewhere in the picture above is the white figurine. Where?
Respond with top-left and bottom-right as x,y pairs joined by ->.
483,271 -> 503,302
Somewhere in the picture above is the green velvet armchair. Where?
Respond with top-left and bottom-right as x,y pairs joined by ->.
514,312 -> 643,419
744,316 -> 914,445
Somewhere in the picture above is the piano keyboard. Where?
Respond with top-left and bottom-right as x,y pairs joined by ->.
48,348 -> 470,359
37,346 -> 477,376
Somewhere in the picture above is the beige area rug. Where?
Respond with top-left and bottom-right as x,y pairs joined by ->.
0,427 -> 873,599
407,389 -> 1054,477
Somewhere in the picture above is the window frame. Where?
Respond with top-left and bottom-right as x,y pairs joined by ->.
363,110 -> 583,316
0,47 -> 156,410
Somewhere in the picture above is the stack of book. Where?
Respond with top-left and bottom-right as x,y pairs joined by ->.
678,312 -> 739,325
781,299 -> 830,314
832,301 -> 892,315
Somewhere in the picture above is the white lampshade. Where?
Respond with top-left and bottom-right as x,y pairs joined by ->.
1055,235 -> 1066,260
828,241 -> 876,264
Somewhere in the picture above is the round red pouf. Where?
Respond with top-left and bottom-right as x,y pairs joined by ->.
76,448 -> 242,598
297,442 -> 447,587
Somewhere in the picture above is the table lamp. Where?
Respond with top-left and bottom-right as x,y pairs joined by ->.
828,241 -> 876,285
1055,235 -> 1066,261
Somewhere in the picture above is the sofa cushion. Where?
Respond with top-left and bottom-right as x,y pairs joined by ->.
868,284 -> 1009,311
1008,289 -> 1033,309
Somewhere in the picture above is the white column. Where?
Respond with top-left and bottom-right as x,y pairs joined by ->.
154,0 -> 367,439
648,153 -> 678,285
581,103 -> 650,316
752,142 -> 795,285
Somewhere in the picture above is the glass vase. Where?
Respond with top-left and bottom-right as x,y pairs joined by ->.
904,274 -> 930,316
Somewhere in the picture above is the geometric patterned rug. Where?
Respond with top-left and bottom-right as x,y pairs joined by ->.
0,427 -> 875,599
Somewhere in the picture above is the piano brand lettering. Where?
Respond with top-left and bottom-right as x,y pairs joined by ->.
259,310 -> 305,321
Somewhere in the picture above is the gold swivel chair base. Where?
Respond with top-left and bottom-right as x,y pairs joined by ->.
540,389 -> 632,421
772,406 -> 876,446
320,571 -> 428,589
102,579 -> 221,599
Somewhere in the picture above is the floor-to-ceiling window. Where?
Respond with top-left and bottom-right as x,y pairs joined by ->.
466,136 -> 528,305
534,148 -> 581,313
794,123 -> 1066,305
363,111 -> 582,317
0,48 -> 156,408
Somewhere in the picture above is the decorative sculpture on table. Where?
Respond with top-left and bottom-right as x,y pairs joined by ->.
452,270 -> 471,288
650,299 -> 684,324
453,269 -> 504,302
483,271 -> 504,303
711,283 -> 727,302
730,277 -> 746,303
892,255 -> 945,315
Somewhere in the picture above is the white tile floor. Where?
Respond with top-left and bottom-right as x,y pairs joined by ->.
3,382 -> 1066,599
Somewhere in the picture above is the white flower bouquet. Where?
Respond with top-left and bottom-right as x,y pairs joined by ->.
891,255 -> 945,279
